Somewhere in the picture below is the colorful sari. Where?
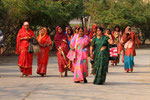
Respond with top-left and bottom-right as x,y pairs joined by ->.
122,26 -> 140,72
37,28 -> 52,75
91,35 -> 110,84
65,29 -> 73,49
65,27 -> 74,71
54,26 -> 69,73
67,34 -> 89,82
16,23 -> 35,75
112,31 -> 123,64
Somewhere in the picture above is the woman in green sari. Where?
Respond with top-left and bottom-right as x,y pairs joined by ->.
90,27 -> 113,85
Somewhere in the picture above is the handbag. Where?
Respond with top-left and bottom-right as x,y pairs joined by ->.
28,40 -> 34,53
28,37 -> 41,53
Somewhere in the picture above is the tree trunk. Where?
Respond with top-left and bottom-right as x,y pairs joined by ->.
81,16 -> 84,27
87,16 -> 91,30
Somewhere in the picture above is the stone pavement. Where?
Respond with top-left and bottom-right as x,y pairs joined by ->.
0,48 -> 150,100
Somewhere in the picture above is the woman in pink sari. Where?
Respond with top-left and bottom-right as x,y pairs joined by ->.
54,26 -> 69,77
37,27 -> 52,77
68,27 -> 90,83
16,22 -> 35,77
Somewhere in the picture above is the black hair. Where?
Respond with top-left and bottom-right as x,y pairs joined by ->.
59,25 -> 65,32
106,29 -> 112,34
67,26 -> 74,35
97,26 -> 103,32
114,25 -> 120,31
78,27 -> 84,31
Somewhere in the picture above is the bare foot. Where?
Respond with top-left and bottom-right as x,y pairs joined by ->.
60,73 -> 63,78
20,73 -> 24,78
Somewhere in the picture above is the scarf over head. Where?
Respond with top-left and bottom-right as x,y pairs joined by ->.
89,25 -> 97,39
54,26 -> 66,49
15,22 -> 34,54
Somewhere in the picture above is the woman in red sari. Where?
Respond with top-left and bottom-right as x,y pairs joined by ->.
88,25 -> 97,74
16,22 -> 35,77
89,24 -> 97,40
54,26 -> 69,77
37,27 -> 52,77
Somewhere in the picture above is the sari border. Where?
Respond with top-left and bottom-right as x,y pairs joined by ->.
18,64 -> 32,68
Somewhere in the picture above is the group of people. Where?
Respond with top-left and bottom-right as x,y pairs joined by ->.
15,21 -> 140,85
16,22 -> 52,77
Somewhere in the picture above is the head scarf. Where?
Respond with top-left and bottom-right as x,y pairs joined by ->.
124,26 -> 131,34
75,25 -> 80,29
19,22 -> 33,35
54,26 -> 66,49
37,27 -> 52,47
89,25 -> 97,39
38,27 -> 47,43
15,22 -> 34,54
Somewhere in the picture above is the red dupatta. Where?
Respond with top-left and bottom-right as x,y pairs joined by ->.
37,27 -> 52,46
54,26 -> 70,72
89,25 -> 97,39
37,27 -> 52,75
54,26 -> 67,50
16,23 -> 34,54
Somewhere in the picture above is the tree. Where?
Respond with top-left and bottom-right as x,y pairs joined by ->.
0,0 -> 84,55
85,0 -> 150,43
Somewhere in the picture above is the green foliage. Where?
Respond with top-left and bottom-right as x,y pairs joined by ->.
0,0 -> 84,55
85,0 -> 150,43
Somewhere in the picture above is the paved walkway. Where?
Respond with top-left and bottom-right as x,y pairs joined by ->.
0,48 -> 150,100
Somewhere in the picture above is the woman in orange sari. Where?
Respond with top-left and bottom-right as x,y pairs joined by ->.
16,22 -> 35,77
37,27 -> 52,77
122,26 -> 140,72
54,26 -> 69,77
